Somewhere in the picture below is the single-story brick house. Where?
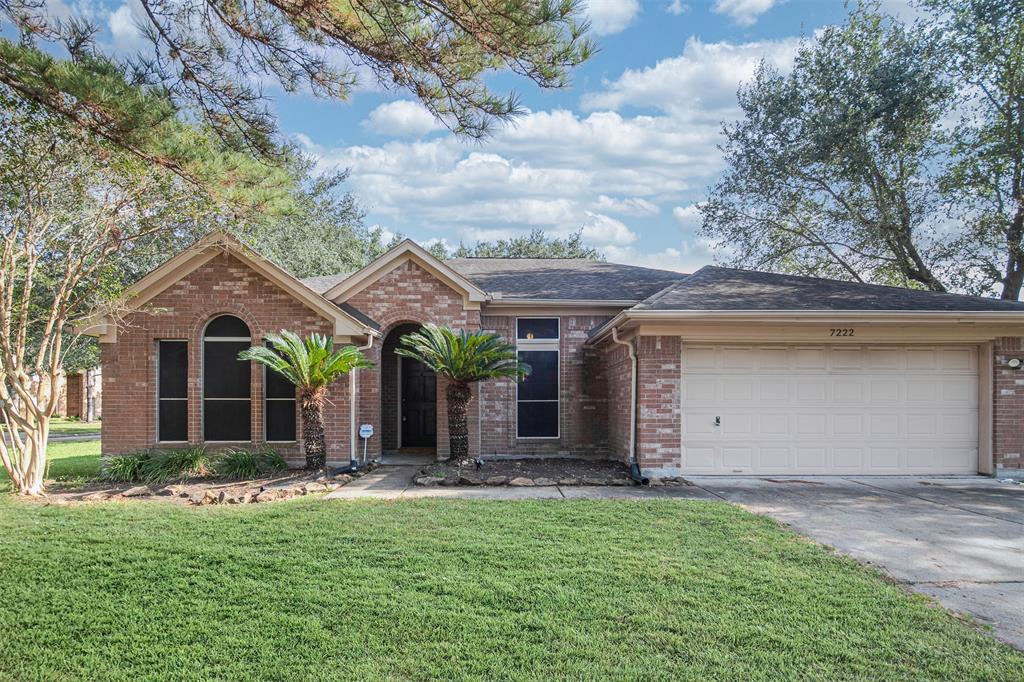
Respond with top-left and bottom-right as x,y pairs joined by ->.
87,231 -> 1024,478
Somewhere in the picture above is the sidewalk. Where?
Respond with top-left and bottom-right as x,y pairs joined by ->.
324,465 -> 719,501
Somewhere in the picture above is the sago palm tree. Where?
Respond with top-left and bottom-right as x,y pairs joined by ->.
240,331 -> 373,470
396,324 -> 528,466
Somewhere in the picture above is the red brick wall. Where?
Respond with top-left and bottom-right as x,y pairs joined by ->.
101,253 -> 350,466
602,343 -> 632,464
64,372 -> 84,419
994,337 -> 1024,471
635,335 -> 681,471
477,314 -> 610,457
345,259 -> 481,459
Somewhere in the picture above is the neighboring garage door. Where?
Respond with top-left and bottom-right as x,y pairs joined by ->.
680,345 -> 979,475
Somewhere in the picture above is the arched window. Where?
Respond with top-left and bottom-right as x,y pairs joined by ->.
203,315 -> 251,442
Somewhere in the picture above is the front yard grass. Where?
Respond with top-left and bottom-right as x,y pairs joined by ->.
0,497 -> 1021,681
0,438 -> 100,492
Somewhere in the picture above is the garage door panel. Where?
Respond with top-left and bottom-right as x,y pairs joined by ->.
680,345 -> 978,475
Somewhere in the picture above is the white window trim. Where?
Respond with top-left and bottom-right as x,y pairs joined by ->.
157,339 -> 189,444
201,316 -> 253,444
515,317 -> 560,440
262,340 -> 297,444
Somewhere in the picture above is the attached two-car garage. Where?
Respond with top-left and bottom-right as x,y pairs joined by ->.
680,344 -> 980,475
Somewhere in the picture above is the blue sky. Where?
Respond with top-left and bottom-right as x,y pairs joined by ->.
86,1 -> 913,271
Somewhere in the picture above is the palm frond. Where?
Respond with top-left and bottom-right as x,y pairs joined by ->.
395,324 -> 529,384
239,331 -> 374,391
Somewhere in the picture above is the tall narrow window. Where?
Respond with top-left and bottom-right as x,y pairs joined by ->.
516,318 -> 559,438
203,315 -> 252,442
158,340 -> 188,442
264,343 -> 297,442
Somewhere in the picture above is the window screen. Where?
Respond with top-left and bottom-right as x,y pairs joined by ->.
158,341 -> 188,441
516,318 -> 559,438
203,315 -> 251,441
264,343 -> 297,442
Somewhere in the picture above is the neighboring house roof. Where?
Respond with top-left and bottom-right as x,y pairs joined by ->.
635,266 -> 1024,312
445,258 -> 687,302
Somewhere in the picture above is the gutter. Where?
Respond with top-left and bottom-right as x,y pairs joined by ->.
611,327 -> 648,485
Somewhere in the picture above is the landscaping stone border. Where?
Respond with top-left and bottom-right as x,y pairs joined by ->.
412,470 -> 694,488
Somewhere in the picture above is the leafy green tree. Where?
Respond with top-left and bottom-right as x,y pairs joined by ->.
240,332 -> 372,470
396,325 -> 527,466
701,5 -> 953,291
1,0 -> 593,171
924,0 -> 1024,298
451,229 -> 602,259
0,86 -> 214,495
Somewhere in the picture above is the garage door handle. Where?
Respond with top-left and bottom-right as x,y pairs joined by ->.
714,416 -> 721,426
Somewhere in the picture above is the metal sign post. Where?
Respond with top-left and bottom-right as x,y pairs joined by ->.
359,423 -> 374,464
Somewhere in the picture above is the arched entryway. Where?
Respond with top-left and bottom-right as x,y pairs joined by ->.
380,323 -> 437,456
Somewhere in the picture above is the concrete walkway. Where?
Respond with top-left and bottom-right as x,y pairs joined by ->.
326,468 -> 1024,650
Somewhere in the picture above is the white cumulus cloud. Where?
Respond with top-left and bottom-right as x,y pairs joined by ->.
584,0 -> 641,35
667,1 -> 690,15
363,100 -> 443,137
712,0 -> 777,27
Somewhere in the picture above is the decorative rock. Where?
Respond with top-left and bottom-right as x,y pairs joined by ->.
608,477 -> 633,486
202,490 -> 220,505
508,477 -> 535,487
458,474 -> 482,486
582,477 -> 607,486
122,485 -> 151,497
255,489 -> 281,503
557,478 -> 580,486
485,475 -> 508,486
325,482 -> 340,491
533,477 -> 556,486
415,475 -> 445,486
82,491 -> 111,502
647,477 -> 664,487
333,473 -> 353,484
156,485 -> 180,497
304,482 -> 328,494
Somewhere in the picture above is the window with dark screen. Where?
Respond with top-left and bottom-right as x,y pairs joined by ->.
264,343 -> 296,442
158,340 -> 188,442
516,318 -> 559,438
203,315 -> 251,441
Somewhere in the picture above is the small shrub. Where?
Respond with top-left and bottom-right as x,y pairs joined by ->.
140,446 -> 213,484
103,453 -> 149,482
215,447 -> 286,480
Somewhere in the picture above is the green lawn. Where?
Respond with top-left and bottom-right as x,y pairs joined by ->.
48,417 -> 102,437
0,438 -> 101,492
0,498 -> 1021,681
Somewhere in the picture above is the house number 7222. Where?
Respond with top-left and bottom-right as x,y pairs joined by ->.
829,328 -> 855,337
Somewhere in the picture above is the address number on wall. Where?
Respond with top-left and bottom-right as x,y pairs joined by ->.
829,328 -> 855,337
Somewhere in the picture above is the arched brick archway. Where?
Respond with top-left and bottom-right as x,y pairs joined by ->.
378,322 -> 437,455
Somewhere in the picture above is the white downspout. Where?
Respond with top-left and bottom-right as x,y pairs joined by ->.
611,327 -> 637,468
350,334 -> 375,462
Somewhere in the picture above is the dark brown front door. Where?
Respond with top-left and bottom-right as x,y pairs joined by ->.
401,356 -> 436,447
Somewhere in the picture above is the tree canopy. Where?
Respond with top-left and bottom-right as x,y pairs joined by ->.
1,0 -> 593,176
701,0 -> 1024,299
450,229 -> 602,259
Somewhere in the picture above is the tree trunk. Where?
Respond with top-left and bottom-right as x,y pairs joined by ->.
299,388 -> 327,470
446,381 -> 472,467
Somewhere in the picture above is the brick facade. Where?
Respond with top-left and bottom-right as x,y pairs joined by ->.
477,314 -> 610,458
994,336 -> 1024,472
345,259 -> 482,460
101,253 -> 351,466
100,243 -> 1024,476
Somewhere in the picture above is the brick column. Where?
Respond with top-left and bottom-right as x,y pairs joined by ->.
635,335 -> 681,473
994,336 -> 1024,475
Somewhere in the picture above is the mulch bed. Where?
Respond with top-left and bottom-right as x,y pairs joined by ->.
413,458 -> 693,487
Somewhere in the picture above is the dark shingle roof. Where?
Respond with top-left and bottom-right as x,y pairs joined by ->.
634,266 -> 1024,312
446,258 -> 687,301
300,272 -> 350,294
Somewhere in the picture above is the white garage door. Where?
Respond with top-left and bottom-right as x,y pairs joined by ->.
681,345 -> 979,475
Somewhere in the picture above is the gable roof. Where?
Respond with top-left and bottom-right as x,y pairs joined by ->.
635,266 -> 1024,312
446,258 -> 686,302
322,240 -> 488,306
82,232 -> 374,341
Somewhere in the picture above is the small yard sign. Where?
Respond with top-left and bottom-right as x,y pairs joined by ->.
359,424 -> 374,439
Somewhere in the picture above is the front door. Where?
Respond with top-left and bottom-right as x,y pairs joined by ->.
401,356 -> 437,448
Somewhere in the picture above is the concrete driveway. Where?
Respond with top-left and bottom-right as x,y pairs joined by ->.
689,476 -> 1024,650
